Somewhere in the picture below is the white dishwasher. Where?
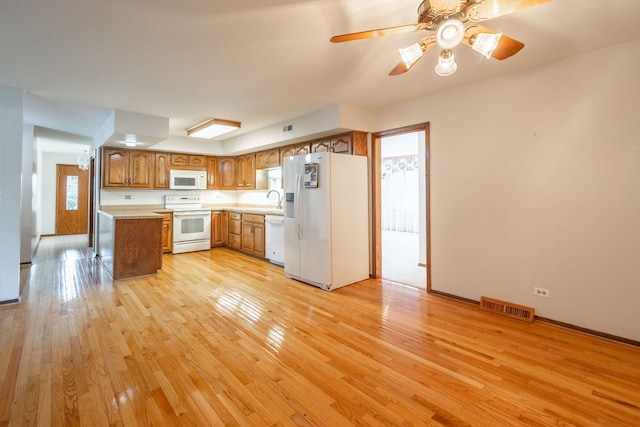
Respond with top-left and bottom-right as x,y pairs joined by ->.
265,215 -> 284,266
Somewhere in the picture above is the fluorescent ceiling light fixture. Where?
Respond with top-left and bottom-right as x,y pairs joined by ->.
471,32 -> 502,59
399,43 -> 425,69
187,118 -> 241,138
436,19 -> 464,49
435,49 -> 457,77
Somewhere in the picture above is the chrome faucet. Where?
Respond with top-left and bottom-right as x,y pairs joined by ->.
266,190 -> 283,210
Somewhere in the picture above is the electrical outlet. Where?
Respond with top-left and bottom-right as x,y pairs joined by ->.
124,194 -> 132,200
534,287 -> 550,298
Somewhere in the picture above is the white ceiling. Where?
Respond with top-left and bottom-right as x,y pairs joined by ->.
2,0 -> 640,151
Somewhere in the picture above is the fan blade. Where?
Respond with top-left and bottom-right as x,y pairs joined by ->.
389,62 -> 411,76
492,34 -> 525,60
330,23 -> 423,43
463,25 -> 524,60
468,0 -> 552,21
389,37 -> 436,76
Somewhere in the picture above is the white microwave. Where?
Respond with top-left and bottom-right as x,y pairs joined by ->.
169,169 -> 207,190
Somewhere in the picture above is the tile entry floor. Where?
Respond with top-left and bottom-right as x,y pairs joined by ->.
381,230 -> 426,289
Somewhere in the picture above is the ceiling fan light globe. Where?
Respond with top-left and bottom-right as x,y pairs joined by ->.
472,32 -> 503,59
399,43 -> 424,68
436,19 -> 464,49
435,49 -> 457,77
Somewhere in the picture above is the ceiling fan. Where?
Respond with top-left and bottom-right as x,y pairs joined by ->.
330,0 -> 551,76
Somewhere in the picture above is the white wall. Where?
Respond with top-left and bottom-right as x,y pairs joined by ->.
0,85 -> 23,302
20,124 -> 35,263
374,39 -> 640,341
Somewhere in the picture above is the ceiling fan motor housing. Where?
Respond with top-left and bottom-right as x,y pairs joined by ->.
424,0 -> 460,16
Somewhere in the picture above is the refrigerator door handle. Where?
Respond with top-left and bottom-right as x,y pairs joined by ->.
295,172 -> 302,240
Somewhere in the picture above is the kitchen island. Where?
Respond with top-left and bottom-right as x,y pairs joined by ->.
97,208 -> 164,280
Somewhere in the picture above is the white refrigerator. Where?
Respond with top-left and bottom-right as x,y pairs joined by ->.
283,152 -> 369,291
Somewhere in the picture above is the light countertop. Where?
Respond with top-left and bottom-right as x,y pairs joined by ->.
99,205 -> 284,217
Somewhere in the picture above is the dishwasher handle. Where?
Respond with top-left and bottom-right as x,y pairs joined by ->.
265,216 -> 284,225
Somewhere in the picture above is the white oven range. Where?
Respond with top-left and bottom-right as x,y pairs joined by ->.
165,195 -> 211,254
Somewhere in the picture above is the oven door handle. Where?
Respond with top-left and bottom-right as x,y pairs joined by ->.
173,211 -> 211,217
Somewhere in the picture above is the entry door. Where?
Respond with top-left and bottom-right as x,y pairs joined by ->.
56,164 -> 89,235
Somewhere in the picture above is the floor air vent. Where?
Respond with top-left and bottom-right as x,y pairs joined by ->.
480,296 -> 535,323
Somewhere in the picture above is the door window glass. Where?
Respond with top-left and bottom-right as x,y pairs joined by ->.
66,176 -> 79,210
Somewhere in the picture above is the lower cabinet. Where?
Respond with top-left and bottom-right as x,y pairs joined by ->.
226,211 -> 266,257
211,211 -> 227,247
227,212 -> 242,250
157,212 -> 173,253
241,214 -> 265,257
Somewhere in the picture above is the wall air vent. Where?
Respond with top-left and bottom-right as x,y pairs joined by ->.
480,296 -> 535,323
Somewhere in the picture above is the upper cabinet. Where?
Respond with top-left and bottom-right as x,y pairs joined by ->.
153,152 -> 170,189
170,153 -> 206,169
218,157 -> 236,190
206,156 -> 219,190
255,148 -> 280,169
235,154 -> 256,189
311,135 -> 351,154
280,143 -> 311,164
102,148 -> 153,188
279,132 -> 367,163
310,132 -> 368,156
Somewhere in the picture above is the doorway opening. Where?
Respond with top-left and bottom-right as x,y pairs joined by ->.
371,123 -> 431,291
381,132 -> 426,288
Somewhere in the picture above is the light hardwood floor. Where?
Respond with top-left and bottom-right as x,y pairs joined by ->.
1,238 -> 639,426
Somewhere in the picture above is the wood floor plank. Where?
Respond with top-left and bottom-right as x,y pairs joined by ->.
2,244 -> 639,426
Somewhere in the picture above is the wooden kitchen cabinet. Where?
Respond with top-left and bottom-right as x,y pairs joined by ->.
312,134 -> 352,154
218,157 -> 236,190
309,131 -> 368,156
235,154 -> 256,189
351,131 -> 368,156
206,156 -> 219,189
153,152 -> 171,189
280,143 -> 311,163
211,211 -> 227,247
241,213 -> 265,257
227,212 -> 242,250
156,212 -> 173,253
102,148 -> 153,188
170,153 -> 206,168
255,148 -> 280,169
